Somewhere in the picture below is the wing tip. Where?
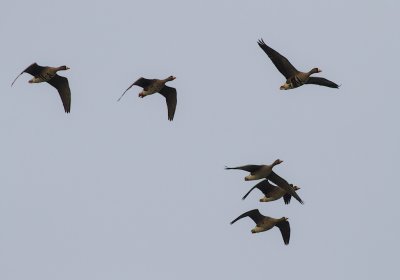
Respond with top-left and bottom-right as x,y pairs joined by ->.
257,38 -> 266,46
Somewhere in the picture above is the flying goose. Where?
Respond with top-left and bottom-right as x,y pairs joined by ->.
11,63 -> 71,113
118,76 -> 177,121
225,159 -> 283,181
267,171 -> 304,204
242,179 -> 300,204
257,39 -> 339,90
230,209 -> 290,245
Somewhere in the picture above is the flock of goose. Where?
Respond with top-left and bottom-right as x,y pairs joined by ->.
10,39 -> 339,245
225,40 -> 338,245
226,160 -> 303,245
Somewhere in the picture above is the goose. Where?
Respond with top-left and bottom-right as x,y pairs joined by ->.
267,171 -> 304,204
11,63 -> 71,113
257,39 -> 339,90
242,179 -> 300,204
118,76 -> 177,121
230,209 -> 290,245
225,159 -> 283,181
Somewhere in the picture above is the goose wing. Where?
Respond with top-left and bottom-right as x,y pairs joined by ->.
283,193 -> 292,204
275,220 -> 290,245
118,77 -> 154,101
47,74 -> 71,113
230,209 -> 264,225
242,180 -> 277,200
132,77 -> 154,89
11,63 -> 45,86
225,165 -> 263,173
305,77 -> 339,88
268,171 -> 304,204
257,39 -> 298,79
282,184 -> 297,204
158,85 -> 177,121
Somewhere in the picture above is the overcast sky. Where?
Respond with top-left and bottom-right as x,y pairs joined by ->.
1,1 -> 399,279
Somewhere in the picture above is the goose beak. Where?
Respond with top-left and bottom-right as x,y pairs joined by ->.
66,67 -> 70,70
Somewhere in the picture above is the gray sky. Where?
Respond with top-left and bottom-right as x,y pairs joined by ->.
1,0 -> 399,279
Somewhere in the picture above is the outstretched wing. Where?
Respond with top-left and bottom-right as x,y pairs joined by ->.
158,85 -> 177,121
305,77 -> 339,88
230,209 -> 264,225
225,165 -> 262,173
242,180 -> 276,200
257,39 -> 298,79
132,77 -> 153,89
47,74 -> 71,113
118,77 -> 154,101
268,171 -> 304,204
275,220 -> 290,245
11,63 -> 45,86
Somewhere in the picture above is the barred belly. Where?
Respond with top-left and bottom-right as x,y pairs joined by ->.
30,72 -> 55,83
287,75 -> 305,89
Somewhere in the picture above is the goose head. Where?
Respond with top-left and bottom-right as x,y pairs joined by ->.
272,159 -> 283,166
289,184 -> 300,191
166,75 -> 176,81
59,65 -> 70,71
309,67 -> 321,75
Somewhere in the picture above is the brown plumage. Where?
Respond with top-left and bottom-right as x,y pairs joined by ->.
226,160 -> 304,204
257,39 -> 339,90
230,209 -> 290,245
242,179 -> 301,204
11,63 -> 71,113
225,159 -> 283,181
266,171 -> 304,204
118,76 -> 177,121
